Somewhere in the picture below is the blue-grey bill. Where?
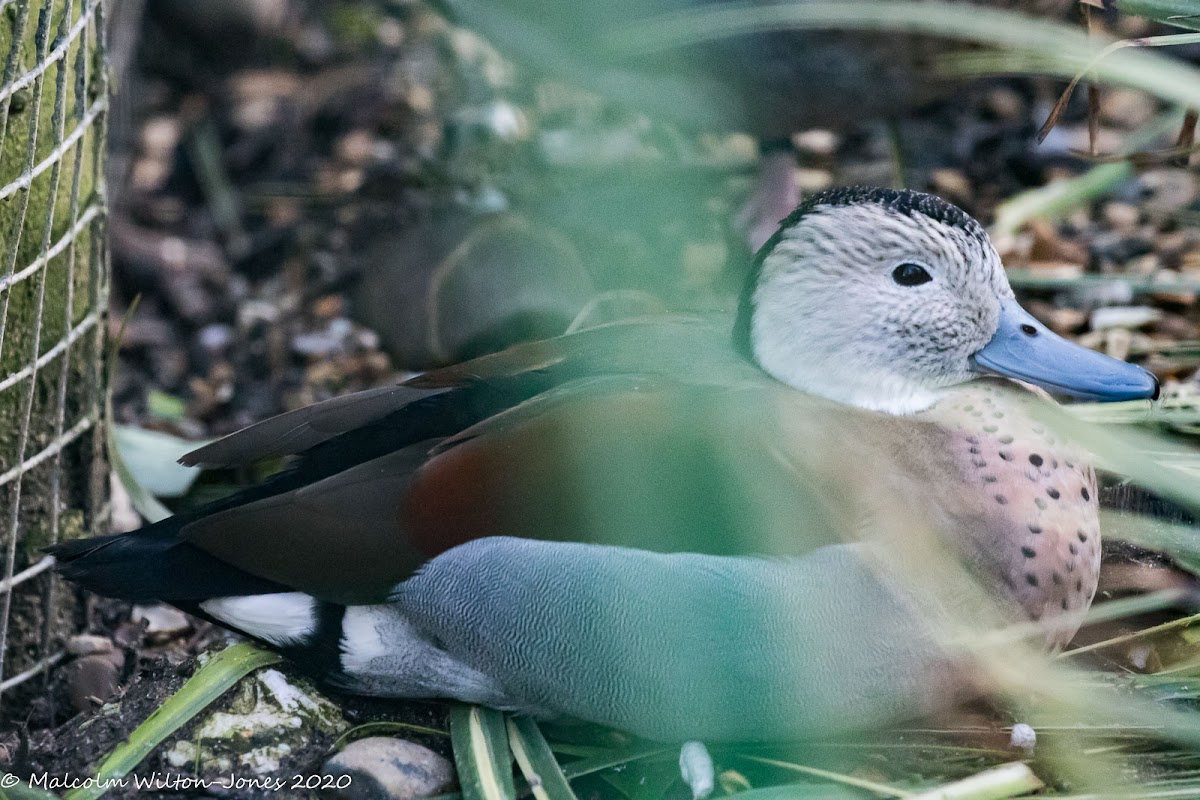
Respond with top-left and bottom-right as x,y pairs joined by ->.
970,299 -> 1158,402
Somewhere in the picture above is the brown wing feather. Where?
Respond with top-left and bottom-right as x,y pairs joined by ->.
175,312 -> 989,605
183,315 -> 741,470
402,377 -> 924,562
408,314 -> 747,388
181,442 -> 438,602
180,373 -> 981,604
181,385 -> 446,468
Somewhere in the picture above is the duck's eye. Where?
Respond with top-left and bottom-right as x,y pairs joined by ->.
892,263 -> 932,287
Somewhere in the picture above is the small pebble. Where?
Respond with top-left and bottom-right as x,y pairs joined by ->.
931,168 -> 971,203
1090,306 -> 1162,331
1101,202 -> 1140,231
1140,169 -> 1198,209
67,652 -> 124,713
1129,644 -> 1152,671
131,604 -> 192,639
679,741 -> 715,800
794,167 -> 833,193
1099,89 -> 1157,128
198,324 -> 234,352
1009,723 -> 1037,752
792,129 -> 838,156
984,87 -> 1024,121
321,738 -> 454,800
65,634 -> 114,656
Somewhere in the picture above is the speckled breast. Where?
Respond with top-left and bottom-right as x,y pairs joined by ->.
921,380 -> 1100,651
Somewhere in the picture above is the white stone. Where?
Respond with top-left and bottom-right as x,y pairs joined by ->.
322,738 -> 455,800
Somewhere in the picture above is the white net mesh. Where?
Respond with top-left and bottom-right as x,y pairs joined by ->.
0,0 -> 108,705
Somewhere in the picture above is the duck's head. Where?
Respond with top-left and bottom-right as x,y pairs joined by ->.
736,187 -> 1158,415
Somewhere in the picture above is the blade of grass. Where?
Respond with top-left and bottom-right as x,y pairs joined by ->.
559,742 -> 673,780
332,720 -> 450,751
1002,270 -> 1200,293
1028,404 -> 1200,516
108,422 -> 172,523
1101,510 -> 1200,575
741,756 -> 912,798
507,717 -> 579,800
971,589 -> 1190,651
1063,610 -> 1200,659
62,643 -> 282,800
1173,110 -> 1196,167
450,705 -> 516,800
993,164 -> 1133,238
0,775 -> 63,800
908,762 -> 1041,800
990,112 -> 1179,236
1115,0 -> 1200,32
1067,396 -> 1200,427
717,783 -> 862,800
1034,32 -> 1200,142
607,2 -> 1200,111
103,295 -> 173,523
113,425 -> 210,500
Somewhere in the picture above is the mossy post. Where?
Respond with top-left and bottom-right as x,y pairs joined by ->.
0,0 -> 108,711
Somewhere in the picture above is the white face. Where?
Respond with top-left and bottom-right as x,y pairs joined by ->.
749,198 -> 1014,415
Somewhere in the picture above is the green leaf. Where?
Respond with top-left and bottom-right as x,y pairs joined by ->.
507,717 -> 580,800
1115,0 -> 1200,31
63,644 -> 282,800
113,425 -> 209,500
450,705 -> 516,800
146,390 -> 187,423
108,422 -> 172,524
0,775 -> 63,800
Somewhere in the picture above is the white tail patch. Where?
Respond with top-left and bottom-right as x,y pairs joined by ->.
200,592 -> 317,646
339,605 -> 397,674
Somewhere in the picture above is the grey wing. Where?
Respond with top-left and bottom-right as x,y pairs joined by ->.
392,537 -> 967,742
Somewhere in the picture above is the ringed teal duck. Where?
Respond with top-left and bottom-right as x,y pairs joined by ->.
52,187 -> 1157,742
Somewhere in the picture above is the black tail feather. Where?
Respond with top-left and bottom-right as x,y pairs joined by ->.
48,516 -> 288,603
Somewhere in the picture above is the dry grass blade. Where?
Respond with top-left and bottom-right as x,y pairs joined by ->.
1036,32 -> 1200,143
1173,110 -> 1197,166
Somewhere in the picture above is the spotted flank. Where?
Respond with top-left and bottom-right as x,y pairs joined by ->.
924,380 -> 1100,650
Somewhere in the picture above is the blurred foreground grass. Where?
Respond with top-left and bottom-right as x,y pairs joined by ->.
80,0 -> 1200,798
